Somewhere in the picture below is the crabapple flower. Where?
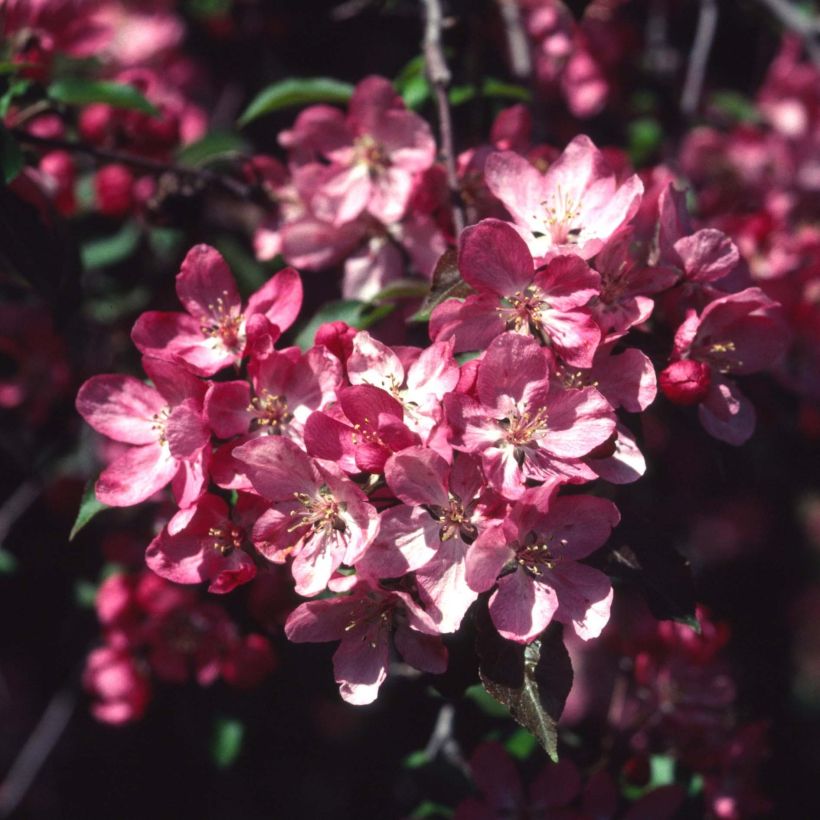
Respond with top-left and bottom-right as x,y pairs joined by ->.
132,244 -> 302,377
145,493 -> 258,594
284,578 -> 447,704
358,448 -> 505,632
667,288 -> 789,444
484,135 -> 643,261
280,75 -> 436,226
467,483 -> 620,643
76,357 -> 209,507
430,218 -> 602,366
446,333 -> 616,496
233,436 -> 379,596
83,646 -> 150,725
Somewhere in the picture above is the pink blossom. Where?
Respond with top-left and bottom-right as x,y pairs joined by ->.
233,436 -> 379,596
284,579 -> 447,704
430,218 -> 602,366
466,483 -> 619,643
484,135 -> 643,261
76,357 -> 210,507
83,646 -> 150,725
132,244 -> 302,376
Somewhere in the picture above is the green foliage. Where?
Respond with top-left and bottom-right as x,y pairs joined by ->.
628,117 -> 662,167
409,249 -> 472,323
238,78 -> 355,127
505,727 -> 538,760
409,802 -> 454,819
402,749 -> 431,769
0,123 -> 23,183
0,549 -> 18,574
394,56 -> 430,109
69,479 -> 109,541
175,132 -> 249,167
48,78 -> 159,115
211,718 -> 245,768
294,299 -> 394,351
81,221 -> 141,270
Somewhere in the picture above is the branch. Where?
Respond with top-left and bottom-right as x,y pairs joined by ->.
757,0 -> 820,67
0,480 -> 39,547
421,0 -> 465,235
0,687 -> 76,818
680,0 -> 718,117
11,130 -> 257,200
423,702 -> 469,776
495,0 -> 533,80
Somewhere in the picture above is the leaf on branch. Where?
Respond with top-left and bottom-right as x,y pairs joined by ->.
175,132 -> 250,167
48,78 -> 159,115
81,221 -> 141,270
609,543 -> 699,631
409,249 -> 472,323
69,479 -> 109,541
237,78 -> 355,127
394,55 -> 431,109
211,718 -> 244,768
294,299 -> 394,350
475,604 -> 573,762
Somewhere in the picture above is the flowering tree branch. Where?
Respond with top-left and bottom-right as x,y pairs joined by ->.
421,0 -> 465,235
680,0 -> 718,116
495,0 -> 533,80
11,129 -> 257,201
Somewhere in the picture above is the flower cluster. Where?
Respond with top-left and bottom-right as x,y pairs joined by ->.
76,120 -> 790,708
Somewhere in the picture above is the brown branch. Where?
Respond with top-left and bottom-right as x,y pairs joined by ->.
495,0 -> 533,80
421,0 -> 465,236
680,0 -> 718,117
11,129 -> 256,200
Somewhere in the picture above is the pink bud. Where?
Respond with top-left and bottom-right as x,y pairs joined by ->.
95,164 -> 135,218
659,359 -> 712,406
315,321 -> 356,362
79,104 -> 114,145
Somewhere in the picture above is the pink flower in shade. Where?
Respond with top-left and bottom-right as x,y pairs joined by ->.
346,331 -> 460,442
669,288 -> 790,444
204,344 -> 342,446
483,135 -> 643,261
83,646 -> 150,725
466,483 -> 619,643
304,385 -> 419,475
590,228 -> 679,341
145,493 -> 259,594
280,75 -> 436,227
358,448 -> 506,632
430,218 -> 602,366
132,244 -> 302,377
233,436 -> 379,596
445,333 -> 616,497
284,578 -> 447,704
76,357 -> 210,507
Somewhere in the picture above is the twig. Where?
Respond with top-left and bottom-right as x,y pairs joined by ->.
0,480 -> 40,547
330,0 -> 374,21
680,0 -> 718,117
0,687 -> 76,818
11,129 -> 256,200
423,702 -> 469,776
757,0 -> 820,67
421,0 -> 465,235
495,0 -> 532,80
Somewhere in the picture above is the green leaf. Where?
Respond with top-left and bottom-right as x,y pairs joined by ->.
0,549 -> 18,574
48,78 -> 159,115
69,479 -> 109,541
708,90 -> 761,124
409,802 -> 454,819
449,85 -> 476,106
74,579 -> 98,609
476,608 -> 573,762
649,754 -> 676,787
0,78 -> 31,118
402,749 -> 430,769
294,299 -> 394,351
409,249 -> 472,323
505,727 -> 538,760
211,718 -> 244,768
81,221 -> 141,270
238,78 -> 354,127
176,132 -> 249,167
370,278 -> 430,304
481,78 -> 531,102
464,683 -> 510,718
627,117 -> 662,167
0,124 -> 24,183
394,55 -> 431,109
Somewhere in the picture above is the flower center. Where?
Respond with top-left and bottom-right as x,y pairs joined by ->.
151,405 -> 172,446
249,389 -> 292,434
354,134 -> 390,174
289,485 -> 348,535
501,406 -> 549,447
501,286 -> 547,333
516,534 -> 569,576
208,524 -> 244,556
425,496 -> 478,543
539,185 -> 583,244
199,290 -> 245,351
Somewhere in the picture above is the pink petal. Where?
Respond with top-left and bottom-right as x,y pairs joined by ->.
176,244 -> 241,322
385,446 -> 450,507
489,569 -> 559,644
233,435 -> 318,499
477,333 -> 551,410
96,443 -> 177,506
246,266 -> 303,335
205,381 -> 251,439
544,387 -> 615,458
551,562 -> 613,640
458,218 -> 534,295
165,398 -> 209,460
393,627 -> 448,673
76,374 -> 164,444
698,377 -> 756,445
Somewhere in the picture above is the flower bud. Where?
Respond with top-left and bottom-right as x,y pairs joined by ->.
95,164 -> 135,218
659,359 -> 712,406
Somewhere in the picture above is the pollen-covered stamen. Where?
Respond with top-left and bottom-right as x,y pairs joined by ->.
288,485 -> 348,535
354,134 -> 390,175
537,185 -> 583,244
499,285 -> 547,333
424,495 -> 479,544
150,406 -> 172,446
350,417 -> 386,447
558,366 -> 598,391
248,389 -> 292,434
208,524 -> 244,556
703,340 -> 743,372
516,535 -> 569,576
199,290 -> 245,351
344,599 -> 394,649
501,406 -> 549,447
